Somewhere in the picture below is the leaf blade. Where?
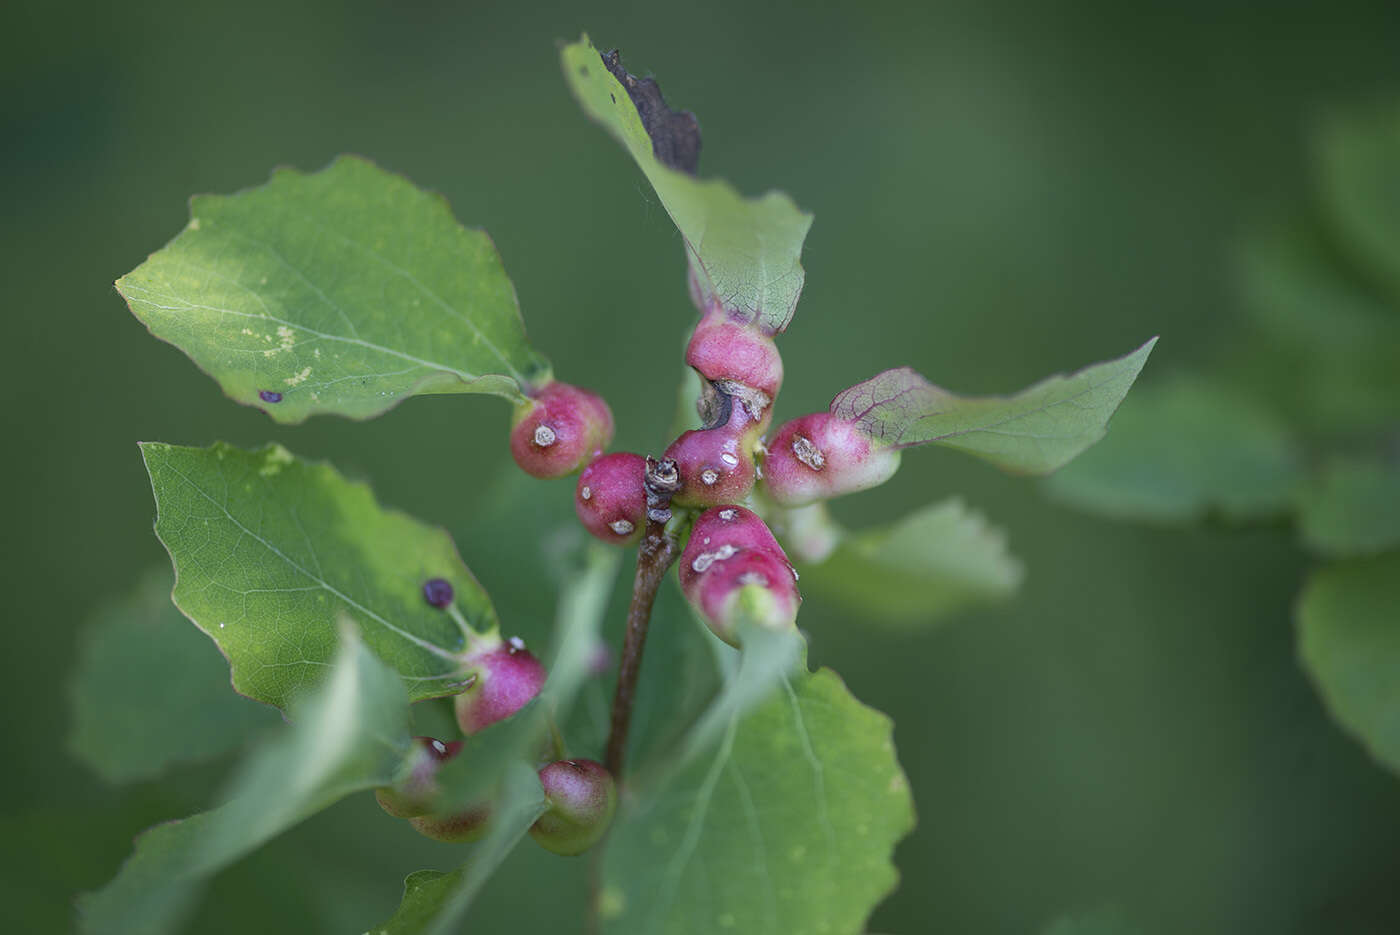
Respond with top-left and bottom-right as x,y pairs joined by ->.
801,498 -> 1024,625
141,440 -> 496,710
832,338 -> 1156,474
1297,553 -> 1400,776
118,156 -> 550,422
1298,459 -> 1400,558
1045,377 -> 1305,523
600,667 -> 915,935
561,37 -> 813,333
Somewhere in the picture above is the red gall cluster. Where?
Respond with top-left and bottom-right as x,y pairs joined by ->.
502,303 -> 910,646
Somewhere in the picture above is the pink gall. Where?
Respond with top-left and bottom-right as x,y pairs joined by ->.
575,452 -> 647,544
529,759 -> 618,856
762,412 -> 901,506
409,803 -> 493,843
453,639 -> 547,735
683,546 -> 800,646
509,381 -> 614,479
665,398 -> 761,508
374,736 -> 463,819
679,505 -> 788,592
686,307 -> 784,403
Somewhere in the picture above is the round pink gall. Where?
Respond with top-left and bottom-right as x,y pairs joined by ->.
453,641 -> 547,735
762,412 -> 901,506
575,452 -> 647,544
509,381 -> 614,479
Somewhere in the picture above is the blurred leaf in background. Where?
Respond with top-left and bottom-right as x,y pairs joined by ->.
68,569 -> 278,784
1298,554 -> 1400,776
9,0 -> 1400,932
1046,377 -> 1305,523
797,498 -> 1024,624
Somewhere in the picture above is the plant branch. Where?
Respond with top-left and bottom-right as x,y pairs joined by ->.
604,457 -> 682,777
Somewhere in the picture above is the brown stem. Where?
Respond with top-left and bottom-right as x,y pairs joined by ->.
604,457 -> 682,777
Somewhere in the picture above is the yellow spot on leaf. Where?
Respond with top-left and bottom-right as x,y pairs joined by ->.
259,444 -> 295,477
263,325 -> 296,357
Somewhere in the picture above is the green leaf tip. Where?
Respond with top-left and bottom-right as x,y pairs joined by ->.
141,440 -> 498,711
561,35 -> 814,334
832,337 -> 1158,475
118,155 -> 551,424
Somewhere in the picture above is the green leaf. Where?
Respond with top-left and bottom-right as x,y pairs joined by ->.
1316,104 -> 1400,301
802,498 -> 1024,625
1045,377 -> 1305,523
832,338 -> 1156,474
600,668 -> 915,935
561,36 -> 813,333
118,155 -> 551,423
371,761 -> 546,935
1297,553 -> 1400,776
672,623 -> 807,768
78,625 -> 412,935
1298,459 -> 1400,558
141,440 -> 496,710
67,568 -> 278,783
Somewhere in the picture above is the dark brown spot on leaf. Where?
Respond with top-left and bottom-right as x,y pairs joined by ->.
601,49 -> 701,175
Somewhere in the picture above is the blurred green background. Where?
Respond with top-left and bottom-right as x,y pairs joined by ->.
6,0 -> 1400,931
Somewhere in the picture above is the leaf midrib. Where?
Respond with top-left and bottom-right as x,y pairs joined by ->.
156,456 -> 461,664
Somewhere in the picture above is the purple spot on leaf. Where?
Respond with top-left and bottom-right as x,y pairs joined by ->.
259,390 -> 283,403
423,577 -> 454,608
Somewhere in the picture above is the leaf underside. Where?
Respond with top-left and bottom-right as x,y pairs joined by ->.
141,440 -> 497,711
600,667 -> 915,935
118,155 -> 550,423
832,338 -> 1157,474
561,36 -> 813,334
